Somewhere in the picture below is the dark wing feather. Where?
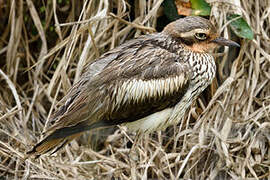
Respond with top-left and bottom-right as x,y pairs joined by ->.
28,34 -> 191,155
96,48 -> 191,124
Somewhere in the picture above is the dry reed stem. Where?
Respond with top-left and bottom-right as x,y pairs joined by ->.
0,0 -> 269,179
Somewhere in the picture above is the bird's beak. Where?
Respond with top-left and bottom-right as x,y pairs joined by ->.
211,37 -> 240,47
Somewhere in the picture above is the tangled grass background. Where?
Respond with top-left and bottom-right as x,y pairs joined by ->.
0,0 -> 269,179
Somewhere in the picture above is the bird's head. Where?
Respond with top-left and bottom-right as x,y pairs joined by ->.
163,16 -> 240,53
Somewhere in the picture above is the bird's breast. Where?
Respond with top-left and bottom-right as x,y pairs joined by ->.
165,53 -> 216,127
189,53 -> 216,86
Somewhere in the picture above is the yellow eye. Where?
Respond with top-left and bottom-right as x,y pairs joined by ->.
195,33 -> 207,40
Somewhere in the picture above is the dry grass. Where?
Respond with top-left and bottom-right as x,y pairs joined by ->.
0,0 -> 269,179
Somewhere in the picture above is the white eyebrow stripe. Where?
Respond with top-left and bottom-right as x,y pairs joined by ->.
180,29 -> 210,38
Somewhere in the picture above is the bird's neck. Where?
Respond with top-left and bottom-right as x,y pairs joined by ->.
153,33 -> 210,63
151,33 -> 189,56
152,33 -> 216,84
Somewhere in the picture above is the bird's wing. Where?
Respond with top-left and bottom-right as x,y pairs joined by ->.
28,36 -> 192,155
47,38 -> 191,134
96,47 -> 191,125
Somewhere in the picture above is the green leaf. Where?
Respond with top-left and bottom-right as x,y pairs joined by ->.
190,0 -> 211,16
227,14 -> 254,40
40,6 -> 46,13
163,0 -> 181,21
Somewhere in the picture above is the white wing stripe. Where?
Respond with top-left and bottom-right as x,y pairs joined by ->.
115,75 -> 187,109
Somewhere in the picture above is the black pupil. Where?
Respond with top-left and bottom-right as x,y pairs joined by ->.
196,33 -> 206,39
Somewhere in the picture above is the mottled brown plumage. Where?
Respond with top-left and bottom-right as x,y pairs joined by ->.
27,16 -> 239,156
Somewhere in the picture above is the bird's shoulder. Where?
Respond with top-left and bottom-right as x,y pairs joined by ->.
88,33 -> 191,85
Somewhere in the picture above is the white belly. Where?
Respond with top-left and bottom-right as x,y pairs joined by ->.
124,86 -> 198,133
125,108 -> 173,132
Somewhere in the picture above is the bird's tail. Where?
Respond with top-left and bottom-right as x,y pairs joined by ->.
27,120 -> 104,157
27,132 -> 82,158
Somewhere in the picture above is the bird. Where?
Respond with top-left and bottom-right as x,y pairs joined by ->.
27,16 -> 239,156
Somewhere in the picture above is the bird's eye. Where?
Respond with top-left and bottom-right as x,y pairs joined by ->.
195,33 -> 207,40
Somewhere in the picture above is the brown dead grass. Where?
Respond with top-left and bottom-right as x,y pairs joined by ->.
0,0 -> 269,179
